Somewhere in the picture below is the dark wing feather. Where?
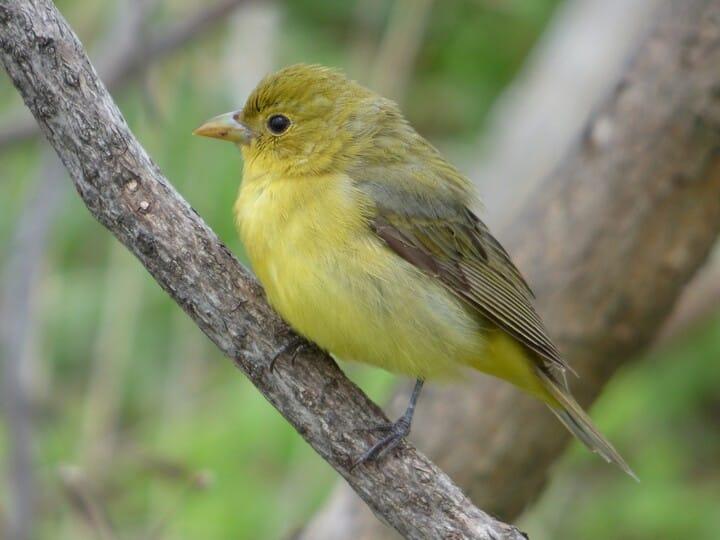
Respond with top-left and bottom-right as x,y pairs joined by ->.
370,203 -> 570,374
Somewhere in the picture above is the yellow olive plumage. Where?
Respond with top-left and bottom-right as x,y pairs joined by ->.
195,63 -> 634,476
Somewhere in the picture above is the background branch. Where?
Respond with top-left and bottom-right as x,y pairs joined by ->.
0,0 -> 252,151
0,151 -> 66,540
473,0 -> 656,228
0,1 -> 525,538
367,0 -> 434,103
656,247 -> 720,344
300,0 -> 720,537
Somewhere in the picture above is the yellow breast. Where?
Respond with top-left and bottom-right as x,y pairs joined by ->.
234,162 -> 486,379
234,166 -> 369,313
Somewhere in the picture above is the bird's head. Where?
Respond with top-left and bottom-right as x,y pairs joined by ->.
194,64 -> 400,177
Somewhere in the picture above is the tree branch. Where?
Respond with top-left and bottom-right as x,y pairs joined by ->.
656,248 -> 720,344
0,151 -> 66,540
0,1 -> 525,538
0,0 -> 252,151
300,0 -> 720,537
368,0 -> 434,103
473,0 -> 656,228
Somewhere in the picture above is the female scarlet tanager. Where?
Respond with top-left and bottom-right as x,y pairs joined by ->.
194,64 -> 635,477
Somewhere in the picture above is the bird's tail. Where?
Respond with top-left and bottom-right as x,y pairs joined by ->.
536,369 -> 638,481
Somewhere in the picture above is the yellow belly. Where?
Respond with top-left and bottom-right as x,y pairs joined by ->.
234,169 -> 485,379
234,166 -> 550,397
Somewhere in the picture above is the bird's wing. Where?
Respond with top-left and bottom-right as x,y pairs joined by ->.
356,176 -> 570,375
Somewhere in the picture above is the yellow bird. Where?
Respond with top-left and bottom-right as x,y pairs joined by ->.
195,64 -> 634,477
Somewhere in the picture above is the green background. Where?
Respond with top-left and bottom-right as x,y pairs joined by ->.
1,1 -> 718,538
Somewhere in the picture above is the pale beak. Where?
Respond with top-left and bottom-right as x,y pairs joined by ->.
193,112 -> 255,145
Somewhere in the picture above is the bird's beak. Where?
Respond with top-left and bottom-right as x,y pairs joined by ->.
193,112 -> 255,145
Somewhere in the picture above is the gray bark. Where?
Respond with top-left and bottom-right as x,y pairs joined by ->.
301,0 -> 720,537
0,1 -> 525,538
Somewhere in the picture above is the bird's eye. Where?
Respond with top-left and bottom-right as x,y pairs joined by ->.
267,114 -> 291,135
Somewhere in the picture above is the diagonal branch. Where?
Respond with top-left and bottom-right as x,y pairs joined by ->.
0,0 -> 252,151
0,1 -> 524,538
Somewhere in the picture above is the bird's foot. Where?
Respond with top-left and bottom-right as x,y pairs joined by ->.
350,378 -> 424,470
351,415 -> 412,469
269,335 -> 312,373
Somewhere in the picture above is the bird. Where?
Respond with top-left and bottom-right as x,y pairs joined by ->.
194,63 -> 635,477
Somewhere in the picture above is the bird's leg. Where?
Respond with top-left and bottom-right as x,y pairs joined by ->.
352,378 -> 424,468
269,335 -> 311,372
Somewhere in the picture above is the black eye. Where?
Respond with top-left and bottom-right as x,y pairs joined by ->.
267,114 -> 291,135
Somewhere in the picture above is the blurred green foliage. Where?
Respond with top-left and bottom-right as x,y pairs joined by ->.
1,1 -> 719,539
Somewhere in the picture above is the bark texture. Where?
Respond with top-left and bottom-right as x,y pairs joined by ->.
301,0 -> 720,537
0,1 -> 525,538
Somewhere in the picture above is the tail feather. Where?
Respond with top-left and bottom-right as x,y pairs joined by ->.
537,369 -> 638,481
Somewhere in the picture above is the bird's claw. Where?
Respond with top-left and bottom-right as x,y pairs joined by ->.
269,336 -> 311,373
350,416 -> 412,470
